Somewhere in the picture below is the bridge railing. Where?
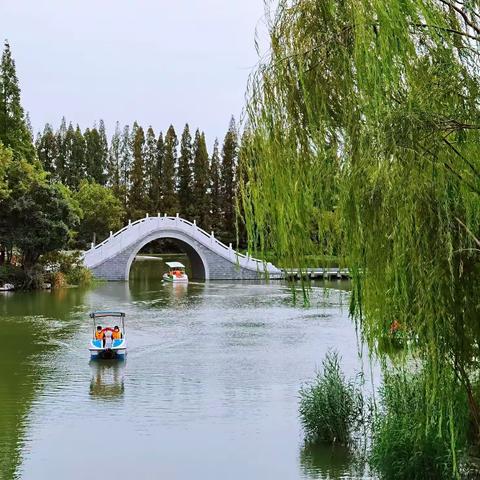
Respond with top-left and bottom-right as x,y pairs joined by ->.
83,214 -> 280,274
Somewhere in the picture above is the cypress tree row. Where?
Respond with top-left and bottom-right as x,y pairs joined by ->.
34,115 -> 241,242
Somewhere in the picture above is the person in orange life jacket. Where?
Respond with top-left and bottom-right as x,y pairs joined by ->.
112,326 -> 122,340
95,325 -> 106,347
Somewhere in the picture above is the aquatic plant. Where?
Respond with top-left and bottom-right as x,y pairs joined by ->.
299,351 -> 363,445
370,369 -> 469,480
241,1 -> 480,475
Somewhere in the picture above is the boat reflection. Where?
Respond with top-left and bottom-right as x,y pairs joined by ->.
89,360 -> 125,400
168,282 -> 188,300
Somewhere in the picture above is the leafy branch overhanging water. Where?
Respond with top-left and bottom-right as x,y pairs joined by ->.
240,0 -> 480,475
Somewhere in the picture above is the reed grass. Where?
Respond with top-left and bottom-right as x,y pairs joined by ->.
370,370 -> 469,480
299,351 -> 363,446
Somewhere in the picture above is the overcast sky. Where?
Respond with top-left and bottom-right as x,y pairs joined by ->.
1,0 -> 268,146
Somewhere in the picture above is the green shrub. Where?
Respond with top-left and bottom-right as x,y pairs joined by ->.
66,265 -> 92,286
370,371 -> 469,480
299,351 -> 363,446
40,250 -> 92,287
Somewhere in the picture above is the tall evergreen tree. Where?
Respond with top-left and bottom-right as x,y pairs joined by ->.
0,41 -> 35,161
107,121 -> 122,195
177,124 -> 193,218
55,117 -> 68,182
98,119 -> 109,177
84,126 -> 106,185
144,126 -> 157,212
128,126 -> 146,219
62,123 -> 86,189
36,124 -> 57,175
220,117 -> 238,240
162,125 -> 178,215
119,125 -> 131,212
209,138 -> 221,231
25,112 -> 33,143
149,132 -> 164,213
192,130 -> 210,229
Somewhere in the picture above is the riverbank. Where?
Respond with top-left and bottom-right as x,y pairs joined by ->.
0,251 -> 93,291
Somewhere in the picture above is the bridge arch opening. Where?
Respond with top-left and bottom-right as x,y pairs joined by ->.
125,232 -> 209,281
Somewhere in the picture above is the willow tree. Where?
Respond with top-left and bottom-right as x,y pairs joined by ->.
242,0 -> 480,459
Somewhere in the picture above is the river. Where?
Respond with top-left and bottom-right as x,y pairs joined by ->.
0,256 -> 375,480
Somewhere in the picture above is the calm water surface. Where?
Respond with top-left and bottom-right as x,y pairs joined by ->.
0,257 -> 375,480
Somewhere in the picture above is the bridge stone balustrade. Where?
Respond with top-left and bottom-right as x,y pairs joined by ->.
82,215 -> 283,281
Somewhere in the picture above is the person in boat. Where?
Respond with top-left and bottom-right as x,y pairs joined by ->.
112,325 -> 123,340
95,325 -> 106,347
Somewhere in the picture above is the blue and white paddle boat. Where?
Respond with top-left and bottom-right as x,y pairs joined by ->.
89,311 -> 127,360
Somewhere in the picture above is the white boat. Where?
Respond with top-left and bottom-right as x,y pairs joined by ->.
163,261 -> 188,283
0,283 -> 14,292
88,311 -> 127,360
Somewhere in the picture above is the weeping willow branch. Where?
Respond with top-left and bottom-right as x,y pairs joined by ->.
455,216 -> 480,248
242,0 -> 480,471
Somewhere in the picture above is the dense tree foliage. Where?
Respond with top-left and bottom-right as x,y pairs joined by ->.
74,181 -> 124,247
242,0 -> 480,475
0,45 -> 80,285
0,155 -> 80,275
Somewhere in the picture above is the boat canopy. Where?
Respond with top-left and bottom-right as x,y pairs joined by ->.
165,262 -> 185,269
89,311 -> 126,318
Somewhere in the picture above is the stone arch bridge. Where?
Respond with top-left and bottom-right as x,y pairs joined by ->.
83,214 -> 282,281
